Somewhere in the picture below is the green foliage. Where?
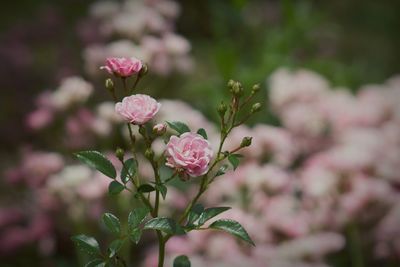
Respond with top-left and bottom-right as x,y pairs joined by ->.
144,217 -> 185,235
138,184 -> 155,193
75,151 -> 116,179
198,207 -> 231,226
187,203 -> 204,226
102,213 -> 121,236
108,181 -> 124,195
209,219 -> 255,246
173,255 -> 191,267
108,239 -> 124,258
121,158 -> 137,184
128,207 -> 149,229
196,128 -> 208,139
215,164 -> 228,177
71,234 -> 101,256
228,154 -> 241,170
85,259 -> 105,267
167,121 -> 191,135
156,183 -> 168,199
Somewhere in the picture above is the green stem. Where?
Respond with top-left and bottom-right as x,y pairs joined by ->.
348,223 -> 364,267
157,233 -> 166,267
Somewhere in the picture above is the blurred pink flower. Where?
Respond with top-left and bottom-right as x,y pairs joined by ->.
101,56 -> 142,77
115,94 -> 161,124
166,132 -> 213,177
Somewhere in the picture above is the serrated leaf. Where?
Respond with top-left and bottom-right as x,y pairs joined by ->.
108,239 -> 124,258
209,219 -> 255,246
71,234 -> 101,256
138,184 -> 155,193
108,181 -> 124,195
196,128 -> 208,139
173,255 -> 191,267
121,158 -> 137,184
102,213 -> 121,236
144,217 -> 185,235
129,228 -> 142,244
85,259 -> 105,267
228,154 -> 240,170
167,121 -> 190,135
75,151 -> 116,179
156,184 -> 167,199
187,203 -> 204,226
198,207 -> 231,226
215,164 -> 228,177
128,207 -> 149,229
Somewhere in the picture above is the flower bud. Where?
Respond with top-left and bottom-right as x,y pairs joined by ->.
231,81 -> 243,96
227,79 -> 235,88
217,102 -> 228,117
240,136 -> 252,148
153,123 -> 167,135
105,78 -> 115,92
144,148 -> 154,160
115,147 -> 125,161
138,63 -> 148,77
250,102 -> 262,113
252,84 -> 260,93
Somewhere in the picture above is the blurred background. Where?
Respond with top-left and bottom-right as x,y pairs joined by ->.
0,0 -> 399,266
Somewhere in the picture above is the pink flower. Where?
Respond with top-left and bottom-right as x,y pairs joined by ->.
166,132 -> 213,177
153,123 -> 167,135
100,57 -> 142,77
115,94 -> 161,125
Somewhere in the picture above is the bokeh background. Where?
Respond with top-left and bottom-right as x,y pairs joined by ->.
1,0 -> 399,266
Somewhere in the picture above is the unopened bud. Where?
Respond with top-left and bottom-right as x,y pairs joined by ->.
144,148 -> 154,159
252,84 -> 260,93
153,123 -> 167,135
231,81 -> 243,96
115,147 -> 125,161
251,102 -> 262,113
105,78 -> 115,92
227,79 -> 235,88
240,136 -> 252,147
139,63 -> 148,77
217,102 -> 228,117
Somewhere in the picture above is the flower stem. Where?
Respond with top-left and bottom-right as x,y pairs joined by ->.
157,234 -> 166,267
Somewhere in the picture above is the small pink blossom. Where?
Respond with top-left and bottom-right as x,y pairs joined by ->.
153,123 -> 167,135
115,94 -> 161,125
166,132 -> 213,177
101,57 -> 142,77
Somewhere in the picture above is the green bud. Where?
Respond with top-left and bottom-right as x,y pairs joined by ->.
139,63 -> 148,77
231,81 -> 243,96
240,136 -> 252,147
227,79 -> 235,88
252,84 -> 260,93
115,147 -> 125,161
138,126 -> 147,136
144,148 -> 154,160
105,78 -> 115,91
250,102 -> 262,113
217,102 -> 228,117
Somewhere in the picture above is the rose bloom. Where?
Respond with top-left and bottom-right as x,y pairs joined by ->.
115,94 -> 161,125
101,57 -> 142,77
166,132 -> 213,177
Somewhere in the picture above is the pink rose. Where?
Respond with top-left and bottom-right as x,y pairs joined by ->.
100,57 -> 142,77
115,94 -> 161,125
166,132 -> 213,177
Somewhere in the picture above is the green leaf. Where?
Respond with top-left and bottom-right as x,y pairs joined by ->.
144,217 -> 185,235
196,128 -> 208,139
167,121 -> 190,135
173,255 -> 191,267
102,213 -> 121,236
71,234 -> 101,256
209,219 -> 255,246
128,207 -> 149,229
129,228 -> 142,244
108,239 -> 124,258
187,203 -> 204,226
75,151 -> 116,179
138,184 -> 155,193
215,164 -> 228,177
198,207 -> 231,226
121,158 -> 137,184
108,181 -> 125,195
85,259 -> 105,267
156,183 -> 167,199
228,154 -> 240,170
